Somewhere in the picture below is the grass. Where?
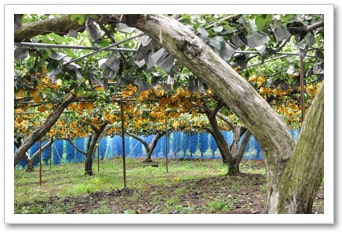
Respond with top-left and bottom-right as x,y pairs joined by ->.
14,158 -> 267,213
14,159 -> 230,201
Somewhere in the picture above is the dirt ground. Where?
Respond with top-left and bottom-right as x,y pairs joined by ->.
16,172 -> 324,214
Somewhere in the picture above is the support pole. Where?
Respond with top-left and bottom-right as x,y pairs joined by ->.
39,139 -> 42,185
299,49 -> 306,124
120,100 -> 127,189
97,145 -> 100,172
165,120 -> 169,173
49,140 -> 52,171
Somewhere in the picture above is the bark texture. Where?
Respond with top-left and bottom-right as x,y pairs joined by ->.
277,83 -> 324,213
85,122 -> 109,176
14,14 -> 82,42
123,15 -> 295,211
217,112 -> 253,175
203,101 -> 230,164
14,95 -> 77,166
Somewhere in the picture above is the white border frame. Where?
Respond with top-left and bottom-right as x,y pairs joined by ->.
4,4 -> 334,224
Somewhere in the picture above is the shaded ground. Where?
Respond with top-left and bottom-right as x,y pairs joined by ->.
15,172 -> 324,214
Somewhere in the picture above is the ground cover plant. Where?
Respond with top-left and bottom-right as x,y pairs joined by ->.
14,159 -> 324,214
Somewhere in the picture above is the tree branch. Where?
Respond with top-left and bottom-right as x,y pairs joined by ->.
205,14 -> 241,30
14,14 -> 83,42
126,132 -> 150,153
26,138 -> 54,161
66,139 -> 87,156
211,99 -> 224,119
237,129 -> 252,158
288,21 -> 324,34
14,94 -> 77,166
217,112 -> 236,131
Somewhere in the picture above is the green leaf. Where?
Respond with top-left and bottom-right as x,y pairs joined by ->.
255,16 -> 265,31
88,14 -> 98,19
70,14 -> 86,25
223,24 -> 237,34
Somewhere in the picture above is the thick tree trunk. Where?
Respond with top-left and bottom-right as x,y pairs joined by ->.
276,84 -> 324,213
85,123 -> 109,176
123,14 -> 295,213
14,95 -> 76,166
84,157 -> 94,176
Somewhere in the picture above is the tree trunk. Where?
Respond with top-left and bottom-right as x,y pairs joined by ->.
123,14 -> 295,212
26,159 -> 34,172
14,95 -> 76,166
84,157 -> 94,176
206,123 -> 230,165
227,158 -> 240,176
276,83 -> 324,213
143,132 -> 165,162
85,122 -> 109,176
144,151 -> 153,163
202,101 -> 230,164
227,130 -> 252,176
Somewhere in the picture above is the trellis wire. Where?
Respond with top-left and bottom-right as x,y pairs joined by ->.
15,42 -> 138,53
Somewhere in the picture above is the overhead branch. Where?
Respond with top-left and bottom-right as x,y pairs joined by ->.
307,21 -> 324,32
288,21 -> 324,34
14,14 -> 83,42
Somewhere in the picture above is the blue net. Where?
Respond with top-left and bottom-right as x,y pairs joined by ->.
15,129 -> 300,167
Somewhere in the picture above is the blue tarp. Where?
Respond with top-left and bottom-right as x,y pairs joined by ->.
15,129 -> 300,167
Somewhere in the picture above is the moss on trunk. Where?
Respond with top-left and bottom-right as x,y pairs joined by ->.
277,84 -> 324,213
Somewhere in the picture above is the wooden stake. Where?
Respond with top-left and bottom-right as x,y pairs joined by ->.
120,100 -> 127,189
39,139 -> 42,185
299,50 -> 305,123
97,145 -> 100,172
165,120 -> 169,173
